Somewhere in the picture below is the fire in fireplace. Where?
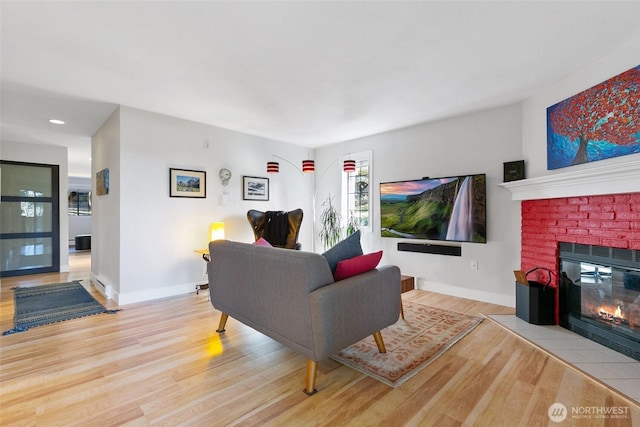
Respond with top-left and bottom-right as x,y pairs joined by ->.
598,305 -> 624,324
559,243 -> 640,361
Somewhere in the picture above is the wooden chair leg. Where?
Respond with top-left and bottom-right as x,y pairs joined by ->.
216,313 -> 228,333
372,331 -> 386,353
304,359 -> 318,396
400,301 -> 405,320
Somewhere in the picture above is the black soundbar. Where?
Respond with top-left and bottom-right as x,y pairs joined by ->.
397,242 -> 461,257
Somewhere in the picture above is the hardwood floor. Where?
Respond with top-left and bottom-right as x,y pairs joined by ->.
1,252 -> 639,426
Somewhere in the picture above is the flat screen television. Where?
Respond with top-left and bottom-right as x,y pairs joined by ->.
380,174 -> 486,243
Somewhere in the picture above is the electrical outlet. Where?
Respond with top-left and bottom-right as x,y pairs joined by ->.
470,260 -> 478,270
203,139 -> 210,149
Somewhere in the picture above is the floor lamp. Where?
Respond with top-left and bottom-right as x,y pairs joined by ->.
267,154 -> 355,252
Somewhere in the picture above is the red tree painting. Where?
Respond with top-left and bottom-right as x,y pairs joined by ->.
547,65 -> 640,169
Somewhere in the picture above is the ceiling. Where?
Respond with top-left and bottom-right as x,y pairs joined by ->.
2,1 -> 639,178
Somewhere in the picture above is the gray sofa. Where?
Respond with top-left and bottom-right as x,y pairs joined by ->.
207,240 -> 401,395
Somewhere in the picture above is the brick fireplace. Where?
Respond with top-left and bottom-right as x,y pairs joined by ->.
499,159 -> 640,360
519,193 -> 640,360
521,192 -> 640,322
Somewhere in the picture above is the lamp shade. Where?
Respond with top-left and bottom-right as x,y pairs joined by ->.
302,159 -> 315,173
266,161 -> 280,173
209,222 -> 225,242
343,159 -> 356,173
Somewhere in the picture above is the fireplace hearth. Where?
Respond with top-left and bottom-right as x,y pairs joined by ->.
559,243 -> 640,361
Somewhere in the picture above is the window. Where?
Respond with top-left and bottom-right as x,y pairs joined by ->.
68,191 -> 91,216
21,189 -> 44,218
341,151 -> 372,233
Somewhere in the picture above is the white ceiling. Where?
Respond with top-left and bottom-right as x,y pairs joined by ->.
2,1 -> 639,177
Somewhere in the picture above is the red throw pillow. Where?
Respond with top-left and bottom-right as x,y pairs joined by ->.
254,237 -> 272,247
333,251 -> 383,281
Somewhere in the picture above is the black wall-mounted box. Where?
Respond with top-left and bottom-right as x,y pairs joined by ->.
503,160 -> 525,182
397,242 -> 461,257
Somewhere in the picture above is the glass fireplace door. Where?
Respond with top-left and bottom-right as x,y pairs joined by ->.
561,258 -> 640,340
0,161 -> 60,277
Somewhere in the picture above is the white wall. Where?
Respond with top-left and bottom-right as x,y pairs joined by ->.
316,104 -> 523,307
91,108 -> 121,299
93,106 -> 314,305
68,216 -> 91,243
523,37 -> 640,178
91,37 -> 639,308
0,140 -> 70,272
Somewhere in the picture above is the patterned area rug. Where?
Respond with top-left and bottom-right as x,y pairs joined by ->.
3,281 -> 118,335
331,301 -> 483,387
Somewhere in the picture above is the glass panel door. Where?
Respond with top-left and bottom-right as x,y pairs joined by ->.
0,161 -> 59,276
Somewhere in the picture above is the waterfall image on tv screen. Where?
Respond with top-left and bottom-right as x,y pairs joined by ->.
380,174 -> 486,243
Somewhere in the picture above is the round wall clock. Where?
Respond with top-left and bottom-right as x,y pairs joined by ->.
219,168 -> 232,186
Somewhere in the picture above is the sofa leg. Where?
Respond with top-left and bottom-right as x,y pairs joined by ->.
303,359 -> 318,396
216,313 -> 228,333
373,331 -> 387,353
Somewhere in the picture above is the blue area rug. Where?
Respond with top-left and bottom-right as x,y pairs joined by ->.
3,281 -> 118,335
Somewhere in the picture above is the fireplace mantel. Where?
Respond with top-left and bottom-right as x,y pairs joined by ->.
498,159 -> 640,201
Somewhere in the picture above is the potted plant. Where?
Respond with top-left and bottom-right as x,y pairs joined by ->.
318,195 -> 342,250
346,210 -> 359,236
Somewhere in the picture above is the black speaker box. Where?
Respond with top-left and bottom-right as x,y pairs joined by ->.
503,160 -> 525,182
397,242 -> 461,256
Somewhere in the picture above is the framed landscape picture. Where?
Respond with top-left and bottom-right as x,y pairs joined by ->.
243,176 -> 269,201
169,168 -> 206,198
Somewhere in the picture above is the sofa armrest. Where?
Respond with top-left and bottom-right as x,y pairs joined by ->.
307,265 -> 401,360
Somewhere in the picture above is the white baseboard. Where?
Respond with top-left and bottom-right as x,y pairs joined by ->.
416,279 -> 515,308
116,282 -> 198,306
90,273 -> 200,305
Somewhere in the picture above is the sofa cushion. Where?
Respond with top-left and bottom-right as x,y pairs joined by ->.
254,237 -> 272,247
333,251 -> 383,281
322,230 -> 363,274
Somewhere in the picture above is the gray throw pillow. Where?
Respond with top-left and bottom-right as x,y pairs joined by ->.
322,230 -> 363,274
